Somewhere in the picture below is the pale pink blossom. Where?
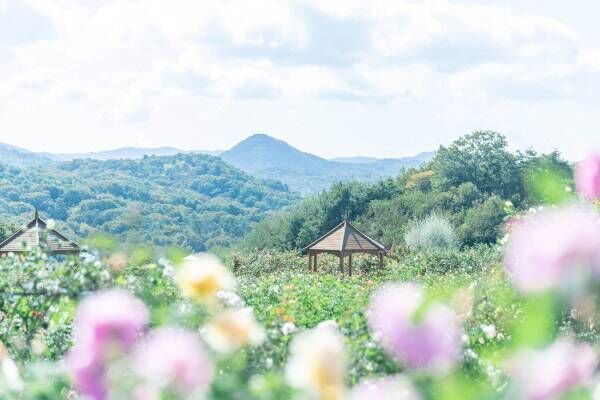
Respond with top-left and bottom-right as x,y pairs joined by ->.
347,376 -> 421,400
576,153 -> 600,200
67,289 -> 149,400
509,338 -> 597,400
368,283 -> 462,374
504,206 -> 600,293
133,328 -> 213,396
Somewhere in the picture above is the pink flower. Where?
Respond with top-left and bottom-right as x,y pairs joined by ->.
368,283 -> 462,374
509,338 -> 597,400
504,206 -> 600,293
67,289 -> 149,400
347,376 -> 422,400
576,153 -> 600,200
133,328 -> 214,396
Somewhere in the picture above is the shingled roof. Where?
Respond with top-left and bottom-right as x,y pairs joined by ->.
302,220 -> 386,254
0,210 -> 80,255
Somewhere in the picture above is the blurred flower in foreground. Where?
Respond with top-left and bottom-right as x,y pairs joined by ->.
504,206 -> 600,293
67,289 -> 149,400
347,376 -> 421,400
576,153 -> 600,200
508,338 -> 597,400
202,307 -> 265,354
133,328 -> 213,397
0,342 -> 23,392
105,252 -> 128,272
177,253 -> 236,302
286,323 -> 347,400
368,283 -> 462,374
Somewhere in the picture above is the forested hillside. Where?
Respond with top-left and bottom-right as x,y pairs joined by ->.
0,154 -> 297,250
241,131 -> 573,251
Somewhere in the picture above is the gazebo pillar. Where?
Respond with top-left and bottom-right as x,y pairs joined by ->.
308,251 -> 313,272
348,253 -> 353,276
378,252 -> 384,270
339,253 -> 344,275
313,253 -> 318,272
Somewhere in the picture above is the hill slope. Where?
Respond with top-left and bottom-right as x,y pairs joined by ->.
220,134 -> 433,195
45,147 -> 222,161
0,154 -> 296,251
0,143 -> 55,167
1,134 -> 432,196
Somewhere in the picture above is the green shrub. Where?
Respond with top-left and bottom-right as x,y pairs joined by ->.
400,245 -> 501,276
404,213 -> 458,251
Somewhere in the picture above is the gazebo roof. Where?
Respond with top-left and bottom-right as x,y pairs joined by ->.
302,220 -> 386,254
0,210 -> 80,255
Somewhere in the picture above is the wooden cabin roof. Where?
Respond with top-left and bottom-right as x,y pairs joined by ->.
0,211 -> 80,255
303,220 -> 386,254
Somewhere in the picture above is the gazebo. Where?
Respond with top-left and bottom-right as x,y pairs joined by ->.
0,210 -> 80,256
302,220 -> 387,276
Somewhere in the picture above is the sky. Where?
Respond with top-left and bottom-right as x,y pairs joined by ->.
1,0 -> 600,160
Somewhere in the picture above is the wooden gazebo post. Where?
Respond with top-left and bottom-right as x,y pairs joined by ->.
348,253 -> 353,276
308,251 -> 319,272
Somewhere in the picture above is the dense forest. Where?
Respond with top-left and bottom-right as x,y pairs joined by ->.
0,131 -> 572,254
0,153 -> 296,250
241,131 -> 573,251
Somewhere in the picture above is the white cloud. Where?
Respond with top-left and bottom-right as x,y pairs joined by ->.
0,0 -> 599,158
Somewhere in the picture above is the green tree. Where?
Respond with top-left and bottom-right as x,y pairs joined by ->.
431,131 -> 522,201
458,196 -> 506,246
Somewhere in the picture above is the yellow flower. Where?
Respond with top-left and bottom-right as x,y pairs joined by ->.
202,308 -> 265,353
176,253 -> 236,302
285,321 -> 347,400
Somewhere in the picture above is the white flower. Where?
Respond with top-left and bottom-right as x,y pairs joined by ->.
281,322 -> 297,336
216,291 -> 245,308
176,254 -> 236,302
202,308 -> 265,353
480,324 -> 497,339
286,324 -> 347,400
347,376 -> 421,400
0,343 -> 23,392
316,320 -> 338,330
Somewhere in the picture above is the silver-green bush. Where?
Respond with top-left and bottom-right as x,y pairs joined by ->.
404,213 -> 458,251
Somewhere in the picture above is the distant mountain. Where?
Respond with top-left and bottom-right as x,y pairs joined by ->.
47,146 -> 185,161
330,156 -> 379,164
221,134 -> 434,195
220,134 -> 334,175
0,143 -> 55,167
0,153 -> 296,251
0,134 -> 433,196
45,147 -> 222,161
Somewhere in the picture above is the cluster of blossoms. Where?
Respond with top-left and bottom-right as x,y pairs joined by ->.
67,253 -> 265,399
504,154 -> 600,295
66,289 -> 213,399
368,283 -> 462,374
498,153 -> 600,398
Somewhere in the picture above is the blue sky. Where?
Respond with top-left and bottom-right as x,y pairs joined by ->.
0,0 -> 599,160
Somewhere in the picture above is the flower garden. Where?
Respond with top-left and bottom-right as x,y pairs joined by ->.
0,153 -> 599,399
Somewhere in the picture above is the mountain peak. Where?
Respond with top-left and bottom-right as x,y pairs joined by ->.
236,133 -> 292,148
